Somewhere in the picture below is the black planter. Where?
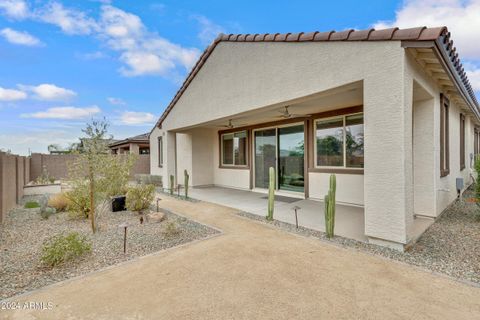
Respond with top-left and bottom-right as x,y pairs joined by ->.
111,196 -> 126,212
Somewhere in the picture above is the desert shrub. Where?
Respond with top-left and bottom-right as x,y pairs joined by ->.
163,221 -> 180,238
65,182 -> 91,219
48,193 -> 71,212
41,232 -> 91,267
40,207 -> 56,220
135,174 -> 162,187
101,154 -> 136,197
24,201 -> 40,209
35,165 -> 55,185
126,184 -> 155,213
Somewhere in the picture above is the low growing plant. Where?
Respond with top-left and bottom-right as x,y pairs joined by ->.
48,193 -> 71,212
41,232 -> 91,267
65,182 -> 91,219
126,184 -> 155,215
35,165 -> 55,185
40,207 -> 56,220
163,221 -> 180,238
24,201 -> 40,209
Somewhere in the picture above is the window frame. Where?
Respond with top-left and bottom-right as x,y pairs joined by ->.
440,94 -> 450,177
313,112 -> 364,171
158,136 -> 163,168
220,130 -> 249,168
460,113 -> 465,171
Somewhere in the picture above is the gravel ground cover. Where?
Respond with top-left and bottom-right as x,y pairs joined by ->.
237,189 -> 480,285
0,200 -> 219,300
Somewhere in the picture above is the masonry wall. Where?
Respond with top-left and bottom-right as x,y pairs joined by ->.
0,152 -> 27,223
30,153 -> 150,181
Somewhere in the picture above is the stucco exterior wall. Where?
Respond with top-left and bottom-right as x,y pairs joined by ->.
161,41 -> 404,131
405,52 -> 477,220
309,173 -> 364,205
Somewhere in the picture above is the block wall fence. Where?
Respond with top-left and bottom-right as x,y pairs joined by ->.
0,153 -> 150,223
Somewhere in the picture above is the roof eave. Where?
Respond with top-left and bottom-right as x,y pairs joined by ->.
403,40 -> 480,121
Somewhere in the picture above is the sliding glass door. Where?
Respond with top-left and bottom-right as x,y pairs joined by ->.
278,125 -> 304,192
254,124 -> 304,193
254,129 -> 276,189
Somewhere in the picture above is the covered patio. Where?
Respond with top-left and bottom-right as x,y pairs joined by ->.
189,186 -> 366,241
188,186 -> 434,244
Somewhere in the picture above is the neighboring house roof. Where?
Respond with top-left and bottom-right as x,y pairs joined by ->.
152,26 -> 479,130
108,133 -> 150,148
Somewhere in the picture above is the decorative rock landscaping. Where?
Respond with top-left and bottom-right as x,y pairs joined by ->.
0,199 -> 219,300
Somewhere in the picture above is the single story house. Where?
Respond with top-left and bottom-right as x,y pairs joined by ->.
149,26 -> 480,250
109,133 -> 150,155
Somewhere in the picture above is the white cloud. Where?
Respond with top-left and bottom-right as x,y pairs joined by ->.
0,86 -> 27,101
21,105 -> 101,119
192,14 -> 225,45
80,51 -> 108,60
0,28 -> 42,46
19,84 -> 77,101
466,66 -> 480,92
0,2 -> 202,78
373,0 -> 480,94
107,97 -> 126,105
37,2 -> 98,35
373,0 -> 480,61
0,0 -> 28,19
99,5 -> 200,77
120,111 -> 156,125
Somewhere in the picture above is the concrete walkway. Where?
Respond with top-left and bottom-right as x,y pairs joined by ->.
2,197 -> 480,319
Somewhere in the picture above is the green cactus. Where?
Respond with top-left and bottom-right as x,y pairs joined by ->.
184,169 -> 189,198
169,175 -> 174,195
266,166 -> 275,221
324,174 -> 336,238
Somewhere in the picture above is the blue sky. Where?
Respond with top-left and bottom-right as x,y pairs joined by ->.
0,0 -> 479,155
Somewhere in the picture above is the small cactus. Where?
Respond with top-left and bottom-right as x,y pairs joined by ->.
169,175 -> 174,195
184,170 -> 189,199
324,174 -> 336,238
266,167 -> 275,221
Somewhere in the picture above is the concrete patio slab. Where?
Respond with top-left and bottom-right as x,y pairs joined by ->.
2,196 -> 479,320
189,186 -> 366,241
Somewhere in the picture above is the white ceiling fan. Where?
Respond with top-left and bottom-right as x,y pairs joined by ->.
277,106 -> 310,119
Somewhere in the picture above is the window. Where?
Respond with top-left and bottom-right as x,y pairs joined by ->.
140,147 -> 150,155
460,113 -> 465,170
158,137 -> 163,167
315,113 -> 364,168
440,94 -> 450,177
475,128 -> 479,156
221,130 -> 247,166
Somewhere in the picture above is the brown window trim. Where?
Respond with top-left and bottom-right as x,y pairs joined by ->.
460,113 -> 465,171
308,168 -> 364,175
218,130 -> 250,169
310,110 -> 365,174
440,94 -> 450,177
158,136 -> 163,168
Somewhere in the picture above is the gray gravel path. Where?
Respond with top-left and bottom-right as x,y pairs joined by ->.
0,202 -> 219,300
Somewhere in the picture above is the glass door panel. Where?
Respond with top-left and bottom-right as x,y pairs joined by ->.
278,124 -> 305,192
254,129 -> 276,189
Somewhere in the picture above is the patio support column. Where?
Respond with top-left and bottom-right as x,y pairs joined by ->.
363,68 -> 411,250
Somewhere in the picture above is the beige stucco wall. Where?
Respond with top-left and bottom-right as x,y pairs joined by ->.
405,52 -> 477,224
309,173 -> 364,205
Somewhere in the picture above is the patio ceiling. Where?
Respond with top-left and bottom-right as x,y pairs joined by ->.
179,81 -> 363,131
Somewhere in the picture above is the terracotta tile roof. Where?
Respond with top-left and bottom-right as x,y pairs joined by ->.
153,26 -> 478,129
109,132 -> 149,147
